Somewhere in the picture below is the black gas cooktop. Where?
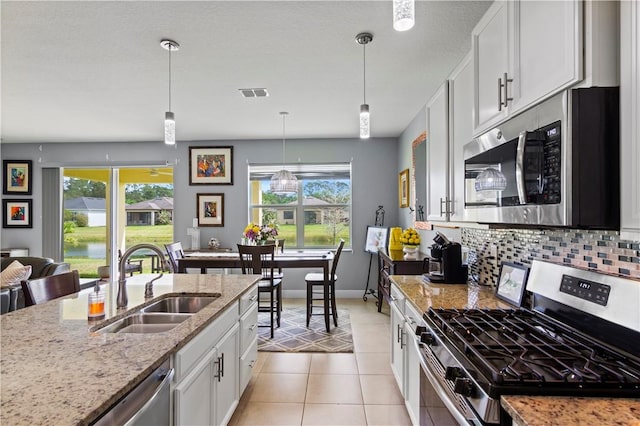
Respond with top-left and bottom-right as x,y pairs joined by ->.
425,307 -> 640,397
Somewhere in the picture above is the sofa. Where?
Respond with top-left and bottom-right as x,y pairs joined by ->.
1,257 -> 70,313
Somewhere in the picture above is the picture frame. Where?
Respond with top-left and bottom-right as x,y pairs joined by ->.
365,226 -> 389,254
2,199 -> 33,228
189,146 -> 233,185
3,160 -> 32,195
197,193 -> 224,227
399,168 -> 410,208
495,261 -> 530,307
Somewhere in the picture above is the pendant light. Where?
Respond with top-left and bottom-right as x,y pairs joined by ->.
475,167 -> 507,191
161,39 -> 179,145
356,32 -> 373,139
270,112 -> 298,194
393,0 -> 415,32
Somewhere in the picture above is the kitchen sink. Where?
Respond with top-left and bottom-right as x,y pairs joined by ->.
95,313 -> 191,334
141,295 -> 219,314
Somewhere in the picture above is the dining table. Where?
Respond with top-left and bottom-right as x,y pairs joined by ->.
176,250 -> 336,332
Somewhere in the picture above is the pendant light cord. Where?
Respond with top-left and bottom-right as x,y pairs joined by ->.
362,43 -> 366,104
168,46 -> 172,111
281,113 -> 286,166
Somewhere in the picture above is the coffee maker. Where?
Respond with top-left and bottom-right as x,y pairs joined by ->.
425,232 -> 469,283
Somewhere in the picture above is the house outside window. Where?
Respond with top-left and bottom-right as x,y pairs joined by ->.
248,163 -> 351,249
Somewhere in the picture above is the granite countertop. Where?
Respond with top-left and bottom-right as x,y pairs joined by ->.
389,275 -> 640,426
389,274 -> 510,311
0,273 -> 260,426
502,396 -> 640,426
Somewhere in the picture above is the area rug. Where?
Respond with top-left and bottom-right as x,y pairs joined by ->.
258,306 -> 353,353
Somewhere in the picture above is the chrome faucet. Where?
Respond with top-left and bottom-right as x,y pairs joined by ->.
117,243 -> 168,309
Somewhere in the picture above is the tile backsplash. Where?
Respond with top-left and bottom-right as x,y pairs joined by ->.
461,228 -> 640,287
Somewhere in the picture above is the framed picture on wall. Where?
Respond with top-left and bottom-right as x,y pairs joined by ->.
2,199 -> 33,228
399,168 -> 410,208
495,262 -> 530,307
364,226 -> 388,253
3,160 -> 32,195
197,193 -> 224,227
189,146 -> 233,185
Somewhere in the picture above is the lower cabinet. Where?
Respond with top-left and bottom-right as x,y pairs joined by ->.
173,283 -> 258,426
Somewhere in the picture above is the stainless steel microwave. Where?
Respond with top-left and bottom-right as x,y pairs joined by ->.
462,87 -> 619,228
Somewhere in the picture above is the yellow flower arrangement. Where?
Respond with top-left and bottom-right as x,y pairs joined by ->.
399,227 -> 421,247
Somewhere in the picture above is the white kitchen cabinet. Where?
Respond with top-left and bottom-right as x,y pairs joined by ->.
214,324 -> 240,426
175,348 -> 217,426
448,52 -> 474,222
403,301 -> 424,426
472,0 -> 582,136
472,0 -> 509,133
389,285 -> 405,391
620,0 -> 640,240
426,81 -> 450,222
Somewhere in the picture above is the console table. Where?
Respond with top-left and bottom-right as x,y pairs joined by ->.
377,248 -> 428,312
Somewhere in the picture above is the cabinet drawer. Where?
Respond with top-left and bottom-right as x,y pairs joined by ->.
390,285 -> 405,313
240,337 -> 258,395
174,300 -> 239,382
239,285 -> 258,315
240,302 -> 258,353
404,300 -> 425,328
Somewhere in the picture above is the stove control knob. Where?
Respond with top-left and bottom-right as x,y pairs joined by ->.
420,332 -> 436,346
445,366 -> 462,380
453,378 -> 475,397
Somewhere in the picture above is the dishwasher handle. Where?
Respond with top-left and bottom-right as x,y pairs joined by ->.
125,365 -> 174,426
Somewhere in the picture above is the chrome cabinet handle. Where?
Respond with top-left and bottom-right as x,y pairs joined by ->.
400,329 -> 406,349
498,76 -> 503,111
397,324 -> 402,343
214,357 -> 221,381
220,353 -> 224,378
440,197 -> 445,216
249,360 -> 256,368
249,294 -> 258,302
503,72 -> 513,106
249,323 -> 258,331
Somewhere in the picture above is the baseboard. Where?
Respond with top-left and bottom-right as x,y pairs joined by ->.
282,289 -> 374,299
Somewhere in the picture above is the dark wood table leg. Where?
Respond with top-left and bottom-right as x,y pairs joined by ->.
324,261 -> 330,333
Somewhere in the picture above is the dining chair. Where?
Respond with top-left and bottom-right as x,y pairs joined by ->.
237,243 -> 281,338
164,242 -> 185,273
305,239 -> 345,330
21,270 -> 81,307
118,249 -> 143,276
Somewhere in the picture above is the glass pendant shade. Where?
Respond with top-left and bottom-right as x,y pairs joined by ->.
360,104 -> 370,139
475,167 -> 507,191
270,111 -> 298,194
270,169 -> 298,193
393,0 -> 415,31
164,111 -> 175,145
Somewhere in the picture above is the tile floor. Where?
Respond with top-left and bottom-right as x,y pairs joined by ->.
229,298 -> 412,426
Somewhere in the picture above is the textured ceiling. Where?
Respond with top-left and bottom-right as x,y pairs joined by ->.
1,1 -> 492,144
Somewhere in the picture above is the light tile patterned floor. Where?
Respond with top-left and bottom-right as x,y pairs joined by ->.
229,298 -> 412,426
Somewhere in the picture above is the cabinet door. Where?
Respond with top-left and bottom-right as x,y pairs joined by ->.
214,323 -> 239,426
389,299 -> 405,393
175,350 -> 215,426
510,0 -> 582,114
472,0 -> 509,134
620,0 -> 640,240
404,321 -> 420,426
448,52 -> 473,222
426,81 -> 450,222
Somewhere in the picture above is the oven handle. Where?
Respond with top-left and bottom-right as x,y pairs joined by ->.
413,336 -> 475,426
516,131 -> 527,204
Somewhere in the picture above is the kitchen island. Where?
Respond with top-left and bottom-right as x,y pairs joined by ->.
0,273 -> 260,426
390,275 -> 640,426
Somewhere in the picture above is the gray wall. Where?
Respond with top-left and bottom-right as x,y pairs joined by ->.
0,137 -> 398,297
397,105 -> 426,230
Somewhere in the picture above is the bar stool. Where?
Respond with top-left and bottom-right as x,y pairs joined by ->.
305,240 -> 345,331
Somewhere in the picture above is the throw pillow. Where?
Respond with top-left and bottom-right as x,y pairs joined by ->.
1,260 -> 33,287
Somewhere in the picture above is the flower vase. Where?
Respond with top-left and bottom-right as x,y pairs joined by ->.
402,245 -> 418,260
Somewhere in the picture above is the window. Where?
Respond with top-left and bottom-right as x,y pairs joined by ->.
248,163 -> 351,249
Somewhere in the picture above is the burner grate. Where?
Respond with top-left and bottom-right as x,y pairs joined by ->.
428,308 -> 640,387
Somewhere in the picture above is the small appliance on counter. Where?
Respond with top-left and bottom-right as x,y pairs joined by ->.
424,232 -> 468,283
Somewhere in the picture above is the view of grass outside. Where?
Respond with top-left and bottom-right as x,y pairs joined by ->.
65,225 -> 174,277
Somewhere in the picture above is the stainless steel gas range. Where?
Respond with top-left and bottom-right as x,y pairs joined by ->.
415,260 -> 640,425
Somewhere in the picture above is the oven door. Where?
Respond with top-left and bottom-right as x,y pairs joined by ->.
413,332 -> 476,426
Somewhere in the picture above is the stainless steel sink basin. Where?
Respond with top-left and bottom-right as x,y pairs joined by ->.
141,295 -> 219,314
96,313 -> 190,334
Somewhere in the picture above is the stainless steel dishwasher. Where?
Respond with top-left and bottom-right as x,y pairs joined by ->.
92,359 -> 174,426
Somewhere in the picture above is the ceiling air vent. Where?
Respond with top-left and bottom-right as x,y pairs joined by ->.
239,88 -> 269,98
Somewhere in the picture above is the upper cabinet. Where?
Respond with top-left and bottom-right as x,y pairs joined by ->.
620,0 -> 640,240
425,82 -> 450,222
472,0 -> 582,136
